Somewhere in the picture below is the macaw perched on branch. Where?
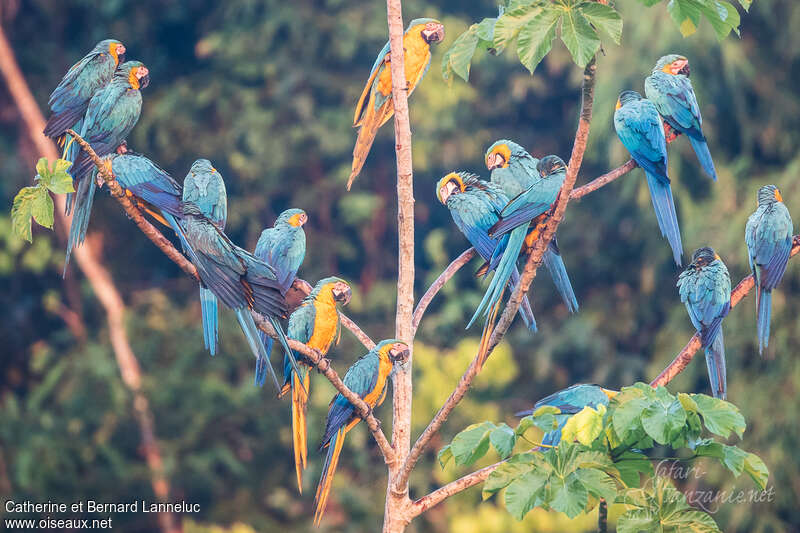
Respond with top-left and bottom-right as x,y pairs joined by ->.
645,54 -> 717,181
279,277 -> 351,493
44,39 -> 125,164
177,159 -> 299,390
254,208 -> 308,377
677,247 -> 731,399
181,159 -> 227,357
614,90 -> 683,266
482,148 -> 579,318
347,18 -> 445,189
515,384 -> 617,448
437,172 -> 536,368
745,185 -> 793,355
314,340 -> 410,526
64,61 -> 150,273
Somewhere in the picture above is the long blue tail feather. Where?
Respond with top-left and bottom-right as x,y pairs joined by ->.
757,290 -> 772,356
704,330 -> 727,399
256,332 -> 274,387
63,175 -> 96,276
644,171 -> 682,266
270,317 -> 303,392
543,244 -> 578,313
235,309 -> 280,391
688,136 -> 717,182
200,286 -> 219,357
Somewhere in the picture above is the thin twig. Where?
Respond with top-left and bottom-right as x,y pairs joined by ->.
395,58 -> 598,497
571,159 -> 637,200
409,459 -> 499,515
650,235 -> 800,387
412,248 -> 476,334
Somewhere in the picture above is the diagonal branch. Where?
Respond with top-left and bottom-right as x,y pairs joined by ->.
394,58 -> 598,496
650,235 -> 800,387
570,159 -> 637,200
411,247 -> 476,334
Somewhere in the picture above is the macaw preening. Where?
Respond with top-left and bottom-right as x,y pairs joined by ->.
515,384 -> 617,448
347,18 -> 445,189
645,54 -> 717,181
314,339 -> 410,525
614,90 -> 683,266
177,159 -> 299,390
44,39 -> 126,162
482,150 -> 579,321
279,277 -> 351,493
64,61 -> 150,272
745,185 -> 794,355
181,159 -> 227,357
254,208 -> 308,376
677,247 -> 731,399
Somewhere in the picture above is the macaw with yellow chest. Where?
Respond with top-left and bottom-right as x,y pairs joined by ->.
313,340 -> 410,526
485,142 -> 579,314
44,39 -> 126,165
64,61 -> 150,273
279,277 -> 351,493
745,185 -> 794,355
515,384 -> 617,449
347,18 -> 445,189
645,54 -> 717,181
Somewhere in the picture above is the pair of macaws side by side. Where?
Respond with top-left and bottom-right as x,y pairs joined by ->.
614,54 -> 719,267
347,18 -> 444,189
43,39 -> 151,273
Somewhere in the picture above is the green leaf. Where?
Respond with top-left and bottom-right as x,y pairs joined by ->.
614,451 -> 654,488
490,423 -> 517,458
668,0 -> 702,37
561,404 -> 605,446
559,8 -> 600,67
437,445 -> 453,469
442,27 -> 480,82
31,188 -> 55,231
636,0 -> 663,6
575,468 -> 618,503
504,468 -> 550,520
476,17 -> 497,42
482,452 -> 537,499
578,3 -> 623,45
451,422 -> 495,465
697,0 -> 741,40
612,396 -> 650,441
743,452 -> 769,490
514,416 -> 535,436
692,394 -> 746,438
547,473 -> 588,518
46,160 -> 75,194
617,508 -> 659,533
493,4 -> 544,54
516,7 -> 562,74
12,185 -> 54,242
641,398 -> 686,444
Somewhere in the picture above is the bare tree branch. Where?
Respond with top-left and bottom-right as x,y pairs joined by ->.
395,58 -> 598,498
571,159 -> 637,200
650,235 -> 800,387
408,459 -> 499,516
412,248 -> 476,334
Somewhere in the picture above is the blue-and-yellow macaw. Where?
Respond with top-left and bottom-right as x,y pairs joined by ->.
614,90 -> 683,266
64,61 -> 150,273
254,208 -> 308,379
44,39 -> 125,165
645,55 -> 717,181
314,339 -> 410,525
515,384 -> 617,448
279,277 -> 351,493
181,159 -> 227,357
480,151 -> 578,323
347,19 -> 444,189
677,247 -> 731,399
177,160 -> 298,390
745,185 -> 793,355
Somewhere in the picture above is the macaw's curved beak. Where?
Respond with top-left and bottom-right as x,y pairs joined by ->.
422,23 -> 445,44
333,284 -> 352,306
117,45 -> 126,64
389,343 -> 410,364
299,213 -> 308,226
674,59 -> 690,76
139,73 -> 150,89
487,152 -> 504,171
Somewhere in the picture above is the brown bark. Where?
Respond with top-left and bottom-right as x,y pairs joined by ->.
0,25 -> 179,533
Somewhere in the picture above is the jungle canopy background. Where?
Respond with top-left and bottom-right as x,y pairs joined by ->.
1,0 -> 799,531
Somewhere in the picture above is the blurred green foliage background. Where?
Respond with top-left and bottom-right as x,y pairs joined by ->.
1,0 -> 799,531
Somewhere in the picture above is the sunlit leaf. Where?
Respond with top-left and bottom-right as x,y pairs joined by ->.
547,472 -> 587,518
743,452 -> 769,490
451,421 -> 495,465
561,404 -> 605,446
579,2 -> 623,45
493,4 -> 544,54
575,468 -> 618,503
516,7 -> 562,74
560,8 -> 600,67
641,398 -> 686,444
490,423 -> 517,458
12,186 -> 53,242
504,468 -> 549,520
667,0 -> 702,37
482,452 -> 537,499
437,444 -> 453,469
692,394 -> 746,438
442,27 -> 480,82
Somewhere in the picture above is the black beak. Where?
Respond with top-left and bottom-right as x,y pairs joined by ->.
334,286 -> 352,305
118,52 -> 126,64
390,346 -> 410,363
679,64 -> 690,76
139,74 -> 150,89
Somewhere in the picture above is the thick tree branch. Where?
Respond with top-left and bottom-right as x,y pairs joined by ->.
571,159 -> 637,200
650,235 -> 800,387
412,247 -> 476,334
408,459 -> 498,516
396,58 -> 598,498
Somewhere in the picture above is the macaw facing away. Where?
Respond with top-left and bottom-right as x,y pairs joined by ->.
177,160 -> 299,390
614,90 -> 683,266
480,152 -> 579,323
44,39 -> 125,167
645,55 -> 717,181
515,384 -> 617,448
677,247 -> 731,399
182,159 -> 227,357
314,340 -> 410,526
436,172 -> 537,333
278,277 -> 351,493
745,185 -> 793,355
347,19 -> 445,189
64,61 -> 150,273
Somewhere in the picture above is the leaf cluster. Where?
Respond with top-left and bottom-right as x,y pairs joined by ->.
11,158 -> 73,242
